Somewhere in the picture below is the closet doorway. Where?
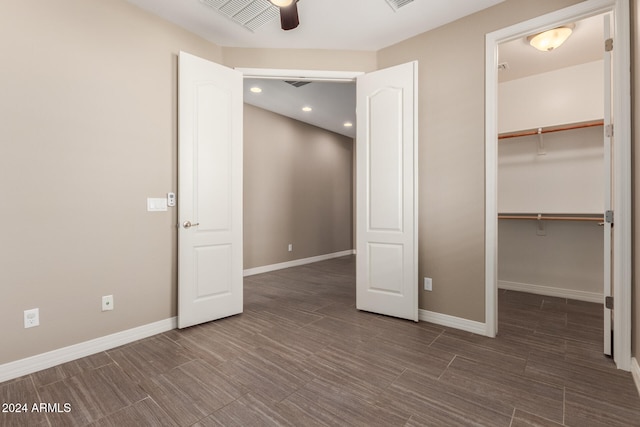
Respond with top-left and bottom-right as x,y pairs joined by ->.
485,0 -> 632,371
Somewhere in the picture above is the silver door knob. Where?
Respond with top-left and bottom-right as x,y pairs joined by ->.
183,221 -> 199,229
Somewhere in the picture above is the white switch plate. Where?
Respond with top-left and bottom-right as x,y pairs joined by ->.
24,308 -> 39,328
288,243 -> 293,252
147,198 -> 167,212
102,295 -> 114,311
423,277 -> 433,291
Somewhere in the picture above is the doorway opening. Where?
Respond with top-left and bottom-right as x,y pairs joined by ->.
237,65 -> 419,323
485,0 -> 632,370
240,75 -> 357,278
497,12 -> 609,359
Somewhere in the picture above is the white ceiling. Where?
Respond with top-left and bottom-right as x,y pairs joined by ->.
127,0 -> 507,51
244,78 -> 357,137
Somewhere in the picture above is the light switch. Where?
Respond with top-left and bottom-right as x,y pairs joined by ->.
147,198 -> 168,212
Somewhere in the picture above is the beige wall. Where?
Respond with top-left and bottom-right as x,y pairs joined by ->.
0,0 -> 221,364
223,48 -> 377,72
243,105 -> 353,269
0,0 -> 372,368
4,0 -> 637,368
633,0 -> 639,362
377,0 -> 584,322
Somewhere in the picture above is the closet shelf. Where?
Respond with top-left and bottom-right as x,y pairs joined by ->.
498,119 -> 604,140
498,214 -> 604,222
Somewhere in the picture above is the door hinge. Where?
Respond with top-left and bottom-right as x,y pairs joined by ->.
605,210 -> 614,224
605,38 -> 613,52
605,124 -> 614,138
605,296 -> 614,309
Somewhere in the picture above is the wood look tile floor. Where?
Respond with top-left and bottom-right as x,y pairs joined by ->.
2,256 -> 639,426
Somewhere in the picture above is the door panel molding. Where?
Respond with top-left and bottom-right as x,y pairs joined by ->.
178,52 -> 243,329
356,61 -> 418,322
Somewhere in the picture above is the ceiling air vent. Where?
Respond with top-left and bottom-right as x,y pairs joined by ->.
200,0 -> 279,32
284,80 -> 312,88
385,0 -> 415,11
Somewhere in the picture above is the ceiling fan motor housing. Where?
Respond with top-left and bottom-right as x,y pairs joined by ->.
279,0 -> 299,30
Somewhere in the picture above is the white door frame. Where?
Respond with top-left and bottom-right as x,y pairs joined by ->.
237,68 -> 363,82
484,0 -> 632,370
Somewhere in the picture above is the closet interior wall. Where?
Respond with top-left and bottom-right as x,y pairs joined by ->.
497,59 -> 605,302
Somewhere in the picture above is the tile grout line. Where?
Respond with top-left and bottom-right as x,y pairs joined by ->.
508,407 -> 516,427
428,329 -> 446,348
29,375 -> 53,427
199,391 -> 251,424
562,386 -> 566,425
437,355 -> 457,381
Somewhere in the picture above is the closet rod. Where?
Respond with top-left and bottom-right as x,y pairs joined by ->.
498,120 -> 604,140
498,214 -> 604,222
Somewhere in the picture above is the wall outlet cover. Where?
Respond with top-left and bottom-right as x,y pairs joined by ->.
102,295 -> 114,311
24,308 -> 39,328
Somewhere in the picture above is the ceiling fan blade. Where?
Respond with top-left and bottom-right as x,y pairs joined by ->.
279,1 -> 299,31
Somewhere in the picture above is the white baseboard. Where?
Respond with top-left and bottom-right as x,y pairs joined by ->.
632,358 -> 640,397
498,280 -> 603,303
419,309 -> 488,336
243,249 -> 355,277
0,317 -> 177,383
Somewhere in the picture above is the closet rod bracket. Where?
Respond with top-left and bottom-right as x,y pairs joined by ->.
536,128 -> 546,155
536,213 -> 546,236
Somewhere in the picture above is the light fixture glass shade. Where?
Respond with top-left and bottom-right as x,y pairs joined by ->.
269,0 -> 294,6
528,25 -> 574,52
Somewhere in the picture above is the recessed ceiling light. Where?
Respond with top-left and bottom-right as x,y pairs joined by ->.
344,122 -> 353,127
250,87 -> 262,93
302,106 -> 312,112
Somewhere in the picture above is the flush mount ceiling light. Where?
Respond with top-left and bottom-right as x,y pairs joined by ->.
302,106 -> 312,112
343,122 -> 353,128
250,86 -> 262,93
527,24 -> 575,52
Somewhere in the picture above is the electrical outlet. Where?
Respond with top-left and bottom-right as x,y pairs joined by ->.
288,243 -> 293,252
102,295 -> 114,311
423,277 -> 433,291
24,308 -> 39,328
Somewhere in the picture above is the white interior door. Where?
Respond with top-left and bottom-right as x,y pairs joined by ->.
602,14 -> 613,356
356,61 -> 418,322
178,51 -> 243,329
